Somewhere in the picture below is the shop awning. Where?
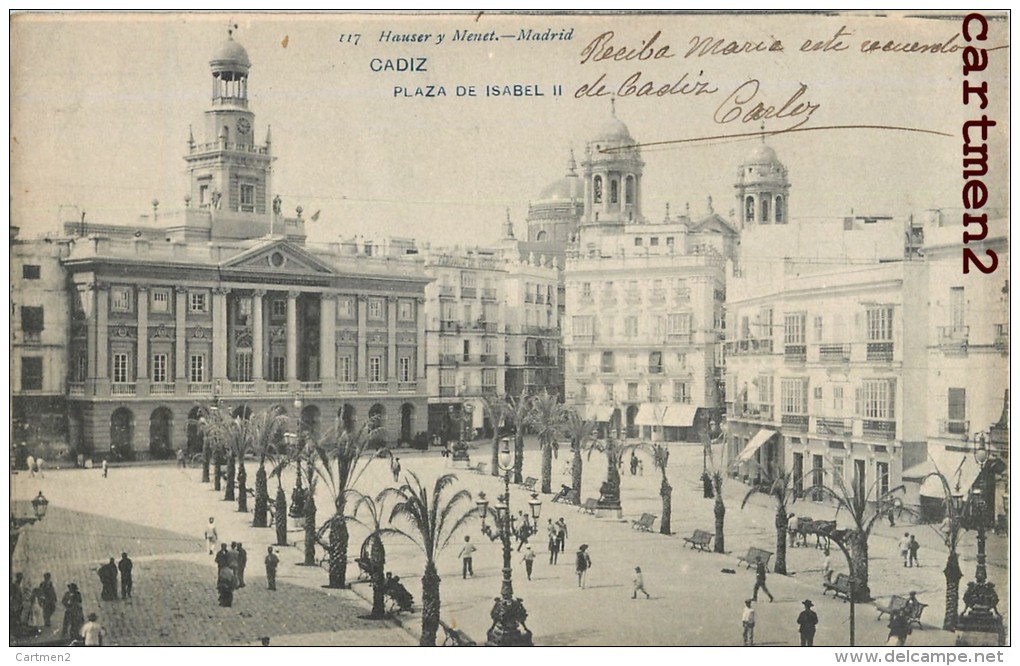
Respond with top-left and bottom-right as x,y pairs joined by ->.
586,405 -> 615,422
634,404 -> 667,427
736,429 -> 777,464
663,404 -> 699,427
903,449 -> 981,498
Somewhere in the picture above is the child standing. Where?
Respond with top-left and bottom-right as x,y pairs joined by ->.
632,566 -> 650,599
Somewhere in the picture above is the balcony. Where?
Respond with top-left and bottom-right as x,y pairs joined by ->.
815,417 -> 852,436
939,419 -> 970,435
461,287 -> 477,299
647,365 -> 663,375
649,290 -> 666,304
188,382 -> 213,395
525,355 -> 555,365
482,288 -> 497,301
397,381 -> 418,393
818,343 -> 851,364
479,354 -> 497,364
625,289 -> 641,301
439,354 -> 459,365
937,326 -> 969,353
578,294 -> 594,305
536,294 -> 546,305
862,418 -> 896,440
484,322 -> 500,334
994,323 -> 1008,350
784,344 -> 807,363
600,364 -> 615,374
667,332 -> 692,344
481,385 -> 499,396
301,381 -> 322,394
866,342 -> 894,362
231,382 -> 255,395
266,382 -> 289,394
337,381 -> 358,393
781,414 -> 809,430
439,285 -> 457,299
440,320 -> 460,334
111,382 -> 137,396
572,334 -> 595,344
439,386 -> 457,397
68,382 -> 86,397
524,294 -> 535,304
368,382 -> 388,393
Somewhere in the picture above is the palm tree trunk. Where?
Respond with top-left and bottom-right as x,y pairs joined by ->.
420,560 -> 441,646
328,514 -> 349,588
540,441 -> 553,494
848,530 -> 871,602
225,454 -> 236,501
513,433 -> 524,484
201,439 -> 210,483
370,537 -> 386,618
774,507 -> 789,575
659,474 -> 672,535
237,461 -> 248,513
571,446 -> 583,500
943,551 -> 963,630
713,475 -> 725,553
253,463 -> 269,527
491,434 -> 500,477
304,495 -> 317,566
274,486 -> 288,546
213,456 -> 222,491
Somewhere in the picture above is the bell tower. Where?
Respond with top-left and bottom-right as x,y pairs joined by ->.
580,100 -> 645,233
184,26 -> 274,222
734,129 -> 790,229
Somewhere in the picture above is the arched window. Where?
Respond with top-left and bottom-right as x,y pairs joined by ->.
610,178 -> 619,204
593,176 -> 603,204
536,230 -> 547,242
625,175 -> 635,204
761,196 -> 771,223
745,196 -> 755,223
775,196 -> 785,223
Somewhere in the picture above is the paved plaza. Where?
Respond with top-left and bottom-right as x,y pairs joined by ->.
10,439 -> 1009,647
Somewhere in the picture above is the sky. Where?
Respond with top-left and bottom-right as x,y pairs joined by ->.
10,11 -> 1009,246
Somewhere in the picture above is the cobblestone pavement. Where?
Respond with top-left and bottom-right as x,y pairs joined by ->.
11,441 -> 1008,647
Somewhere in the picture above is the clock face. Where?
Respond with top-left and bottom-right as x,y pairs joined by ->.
236,117 -> 251,135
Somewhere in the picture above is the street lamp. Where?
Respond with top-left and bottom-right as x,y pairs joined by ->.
484,437 -> 537,646
462,402 -> 474,443
31,491 -> 49,521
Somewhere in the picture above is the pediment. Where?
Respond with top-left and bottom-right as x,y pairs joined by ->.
221,240 -> 335,275
691,213 -> 738,235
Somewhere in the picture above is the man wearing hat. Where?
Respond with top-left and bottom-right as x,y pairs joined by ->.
80,612 -> 105,646
797,599 -> 819,646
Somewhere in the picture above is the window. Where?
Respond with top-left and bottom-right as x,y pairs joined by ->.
610,178 -> 619,204
271,299 -> 287,317
603,383 -> 614,401
572,315 -> 594,339
784,312 -> 806,344
781,378 -> 808,414
648,382 -> 661,402
650,237 -> 659,246
635,237 -> 643,247
369,356 -> 383,382
234,351 -> 252,382
761,196 -> 771,223
190,291 -> 209,314
628,354 -> 638,372
673,381 -> 690,403
866,306 -> 893,341
625,316 -> 638,337
74,355 -> 88,382
240,183 -> 255,212
666,236 -> 674,246
593,176 -> 603,204
21,306 -> 44,340
604,317 -> 614,339
338,356 -> 354,382
151,289 -> 171,314
398,299 -> 415,322
667,313 -> 692,335
877,461 -> 890,496
20,357 -> 42,391
759,307 -> 774,338
581,282 -> 592,298
625,175 -> 635,204
462,339 -> 471,362
189,354 -> 205,383
858,380 -> 895,419
757,375 -> 774,407
832,456 -> 845,487
949,287 -> 965,331
814,316 -> 823,342
235,297 -> 252,325
579,383 -> 589,402
337,296 -> 355,319
676,352 -> 687,367
152,353 -> 169,383
368,298 -> 384,320
648,351 -> 663,373
271,356 -> 286,382
576,353 -> 587,373
775,196 -> 785,223
601,351 -> 615,372
947,388 -> 966,432
439,369 -> 456,388
112,353 -> 130,383
398,356 -> 412,382
482,368 -> 497,387
111,287 -> 132,313
199,184 -> 209,207
627,383 -> 638,401
833,386 -> 844,411
22,264 -> 40,280
461,271 -> 476,288
745,196 -> 755,223
463,303 -> 472,323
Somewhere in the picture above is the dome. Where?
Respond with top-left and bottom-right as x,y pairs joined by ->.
594,117 -> 633,143
210,33 -> 251,71
538,174 -> 583,201
744,142 -> 780,166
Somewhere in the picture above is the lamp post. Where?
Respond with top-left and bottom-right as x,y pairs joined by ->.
201,392 -> 221,483
484,438 -> 539,646
31,491 -> 49,521
462,402 -> 474,443
829,529 -> 857,646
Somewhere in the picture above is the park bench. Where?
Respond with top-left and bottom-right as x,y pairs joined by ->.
470,462 -> 487,475
875,595 -> 927,628
439,620 -> 477,646
580,498 -> 599,516
521,477 -> 538,492
631,513 -> 657,532
737,547 -> 774,571
683,529 -> 714,552
553,487 -> 580,505
823,573 -> 854,602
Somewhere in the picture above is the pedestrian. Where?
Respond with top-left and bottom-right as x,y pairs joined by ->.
391,456 -> 401,482
227,543 -> 241,587
204,517 -> 218,555
751,557 -> 774,603
35,573 -> 57,627
822,548 -> 833,584
516,517 -> 532,552
575,544 -> 591,589
521,546 -> 536,581
907,535 -> 920,568
60,583 -> 84,640
102,458 -> 108,478
788,513 -> 800,547
632,566 -> 650,599
265,547 -> 279,591
35,457 -> 45,478
26,454 -> 36,477
214,543 -> 230,572
887,609 -> 911,646
887,507 -> 896,527
97,558 -> 118,601
637,459 -> 644,476
236,542 -> 248,588
630,452 -> 638,476
741,599 -> 756,646
176,448 -> 186,468
555,517 -> 568,552
26,579 -> 45,628
118,553 -> 133,599
458,535 -> 476,579
11,572 -> 26,628
898,532 -> 910,567
902,591 -> 921,620
217,565 -> 236,607
80,612 -> 105,646
548,528 -> 559,565
797,599 -> 819,646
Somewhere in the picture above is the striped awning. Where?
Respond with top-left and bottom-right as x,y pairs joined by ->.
663,404 -> 698,427
736,429 -> 777,464
586,405 -> 615,422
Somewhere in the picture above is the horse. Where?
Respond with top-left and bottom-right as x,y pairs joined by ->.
794,518 -> 837,550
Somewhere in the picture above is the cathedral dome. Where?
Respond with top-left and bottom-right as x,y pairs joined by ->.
743,142 -> 780,166
538,174 -> 583,201
595,117 -> 633,143
210,32 -> 251,72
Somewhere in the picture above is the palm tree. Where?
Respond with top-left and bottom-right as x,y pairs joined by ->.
529,390 -> 565,494
269,460 -> 289,546
349,491 -> 389,619
381,471 -> 478,646
585,436 -> 628,511
309,418 -> 380,589
481,394 -> 508,478
818,470 -> 906,602
712,471 -> 726,553
248,406 -> 289,527
922,467 -> 965,630
505,390 -> 531,484
562,409 -> 596,502
198,405 -> 253,512
740,468 -> 798,574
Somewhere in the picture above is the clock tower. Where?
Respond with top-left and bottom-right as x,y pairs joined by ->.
185,27 -> 274,225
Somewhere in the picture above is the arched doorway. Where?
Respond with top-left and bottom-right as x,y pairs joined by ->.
626,405 -> 639,439
110,407 -> 135,461
610,408 -> 622,439
400,403 -> 415,443
369,403 -> 385,428
339,403 -> 356,434
301,405 -> 321,440
149,407 -> 174,459
186,406 -> 204,455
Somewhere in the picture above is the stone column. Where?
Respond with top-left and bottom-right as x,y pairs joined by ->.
357,295 -> 368,391
320,293 -> 337,388
286,290 -> 299,384
175,287 -> 188,394
252,289 -> 265,382
212,287 -> 230,382
416,297 -> 426,383
136,287 -> 149,394
83,284 -> 97,395
96,284 -> 110,381
387,296 -> 398,385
